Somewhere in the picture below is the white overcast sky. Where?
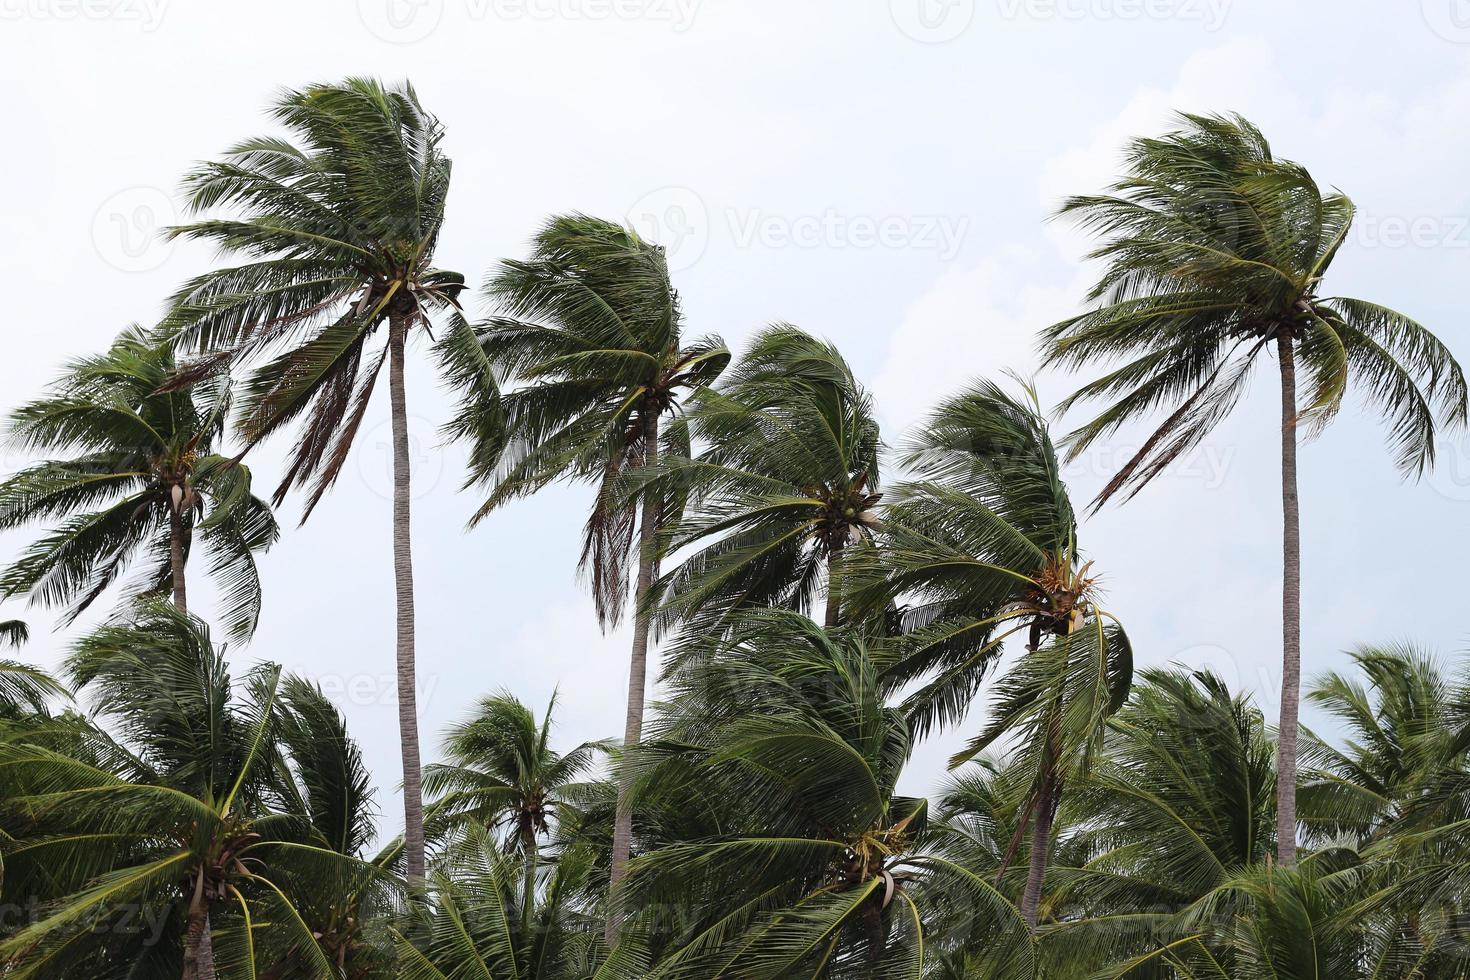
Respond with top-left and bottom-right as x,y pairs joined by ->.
3,0 -> 1470,835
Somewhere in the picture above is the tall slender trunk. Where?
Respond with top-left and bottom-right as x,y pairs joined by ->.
182,876 -> 215,980
176,502 -> 216,980
1275,331 -> 1301,869
824,538 -> 846,629
389,314 -> 427,884
521,823 -> 539,930
169,496 -> 188,612
606,408 -> 661,944
1020,766 -> 1055,928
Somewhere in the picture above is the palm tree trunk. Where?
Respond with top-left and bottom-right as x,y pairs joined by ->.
388,314 -> 427,885
182,886 -> 215,980
169,496 -> 188,612
606,408 -> 661,943
1275,331 -> 1301,869
521,824 -> 538,929
824,538 -> 845,629
1020,763 -> 1055,928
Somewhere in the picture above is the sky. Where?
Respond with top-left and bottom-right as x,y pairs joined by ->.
3,0 -> 1470,836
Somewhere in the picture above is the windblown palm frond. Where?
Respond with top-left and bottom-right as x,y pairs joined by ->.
160,77 -> 475,517
1044,113 -> 1466,508
464,213 -> 728,627
645,324 -> 882,634
855,376 -> 1131,928
618,609 -> 1035,978
0,326 -> 278,639
0,602 -> 385,978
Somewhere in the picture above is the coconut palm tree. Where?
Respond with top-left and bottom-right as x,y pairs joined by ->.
424,691 -> 603,914
464,214 -> 728,929
1298,645 -> 1458,845
0,603 -> 383,979
620,609 -> 1035,978
159,78 -> 494,881
1052,669 -> 1276,920
858,377 -> 1132,927
0,326 -> 277,638
1040,112 -> 1468,867
645,324 -> 881,634
396,826 -> 643,980
271,674 -> 401,978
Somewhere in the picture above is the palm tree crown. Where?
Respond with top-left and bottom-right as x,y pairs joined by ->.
161,77 -> 478,514
649,324 -> 882,633
0,326 -> 277,638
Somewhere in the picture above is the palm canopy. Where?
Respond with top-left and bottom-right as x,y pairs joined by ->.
619,609 -> 1035,978
424,690 -> 604,853
645,324 -> 882,633
0,326 -> 277,638
397,827 -> 641,980
0,602 -> 389,979
1042,111 -> 1467,506
1299,644 -> 1470,846
462,214 -> 729,626
1053,669 -> 1276,919
857,377 -> 1123,741
160,77 -> 487,518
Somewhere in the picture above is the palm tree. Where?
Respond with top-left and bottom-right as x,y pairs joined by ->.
272,674 -> 401,978
464,214 -> 728,929
0,603 -> 384,979
160,78 -> 492,881
859,377 -> 1132,927
396,826 -> 640,980
1041,112 -> 1468,867
620,609 -> 1035,978
424,691 -> 603,913
646,324 -> 882,633
1053,669 -> 1276,919
1299,644 -> 1469,846
0,326 -> 277,637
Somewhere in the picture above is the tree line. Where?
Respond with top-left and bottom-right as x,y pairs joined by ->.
0,77 -> 1465,978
